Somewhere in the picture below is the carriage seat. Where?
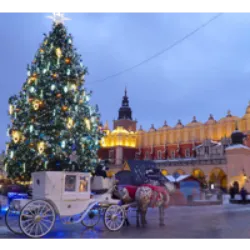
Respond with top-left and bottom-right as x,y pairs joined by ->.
91,176 -> 113,193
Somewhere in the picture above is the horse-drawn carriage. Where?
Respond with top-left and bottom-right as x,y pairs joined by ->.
5,167 -> 175,238
5,171 -> 132,238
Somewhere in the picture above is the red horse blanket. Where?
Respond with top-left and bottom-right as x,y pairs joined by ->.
123,184 -> 168,205
142,184 -> 169,207
124,185 -> 138,200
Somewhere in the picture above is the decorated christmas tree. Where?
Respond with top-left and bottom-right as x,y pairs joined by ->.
4,13 -> 104,180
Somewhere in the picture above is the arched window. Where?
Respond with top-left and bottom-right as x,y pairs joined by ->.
185,148 -> 190,157
157,150 -> 162,160
145,151 -> 150,160
171,151 -> 175,159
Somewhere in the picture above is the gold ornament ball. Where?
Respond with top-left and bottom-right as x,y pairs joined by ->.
65,58 -> 71,64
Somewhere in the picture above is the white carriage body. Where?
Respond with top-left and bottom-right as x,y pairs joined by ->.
91,176 -> 113,191
32,171 -> 92,216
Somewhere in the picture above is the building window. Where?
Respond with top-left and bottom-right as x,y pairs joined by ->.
171,151 -> 175,159
157,150 -> 162,160
205,146 -> 209,155
145,151 -> 150,160
135,153 -> 140,160
185,148 -> 190,158
109,150 -> 114,160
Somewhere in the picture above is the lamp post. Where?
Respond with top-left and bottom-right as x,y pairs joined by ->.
242,168 -> 248,183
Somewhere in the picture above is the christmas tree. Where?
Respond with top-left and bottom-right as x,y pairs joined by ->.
4,13 -> 104,180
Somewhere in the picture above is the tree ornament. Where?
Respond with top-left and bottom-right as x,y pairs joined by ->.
12,130 -> 22,144
10,151 -> 14,159
28,75 -> 37,84
55,48 -> 62,58
51,84 -> 56,91
37,141 -> 46,154
40,49 -> 44,54
4,163 -> 7,172
32,99 -> 42,110
68,38 -> 72,44
56,93 -> 61,98
84,118 -> 91,130
29,86 -> 35,93
64,86 -> 68,93
9,105 -> 14,115
70,83 -> 77,91
47,62 -> 51,71
67,117 -> 74,129
29,125 -> 34,133
52,73 -> 58,79
61,140 -> 66,148
65,58 -> 71,64
66,69 -> 70,75
62,105 -> 68,111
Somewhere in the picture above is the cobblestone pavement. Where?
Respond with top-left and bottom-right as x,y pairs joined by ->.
1,204 -> 250,238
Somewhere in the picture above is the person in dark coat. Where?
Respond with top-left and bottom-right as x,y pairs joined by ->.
94,164 -> 108,178
240,187 -> 247,204
229,185 -> 236,199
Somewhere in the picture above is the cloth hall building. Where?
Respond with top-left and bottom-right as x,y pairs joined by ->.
98,89 -> 250,191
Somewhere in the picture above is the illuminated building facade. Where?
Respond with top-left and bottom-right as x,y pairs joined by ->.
98,90 -> 250,190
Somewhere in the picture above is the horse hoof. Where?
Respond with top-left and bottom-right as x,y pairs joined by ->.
136,224 -> 140,228
159,223 -> 165,227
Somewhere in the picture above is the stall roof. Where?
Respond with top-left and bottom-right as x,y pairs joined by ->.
165,174 -> 197,183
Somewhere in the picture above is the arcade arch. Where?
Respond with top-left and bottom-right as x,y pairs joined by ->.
173,169 -> 186,175
209,168 -> 227,190
192,168 -> 205,179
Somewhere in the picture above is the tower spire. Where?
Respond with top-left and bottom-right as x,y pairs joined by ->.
117,89 -> 132,120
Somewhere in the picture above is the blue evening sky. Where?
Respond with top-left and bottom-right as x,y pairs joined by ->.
0,13 -> 250,151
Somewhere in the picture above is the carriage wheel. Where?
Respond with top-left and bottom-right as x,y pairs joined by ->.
5,208 -> 23,235
104,205 -> 125,231
19,200 -> 56,238
81,208 -> 101,228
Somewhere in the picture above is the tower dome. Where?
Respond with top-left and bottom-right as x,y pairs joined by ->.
231,125 -> 246,145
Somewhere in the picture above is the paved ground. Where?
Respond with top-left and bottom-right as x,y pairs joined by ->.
1,204 -> 250,238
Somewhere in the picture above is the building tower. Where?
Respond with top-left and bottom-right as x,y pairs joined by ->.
113,88 -> 137,131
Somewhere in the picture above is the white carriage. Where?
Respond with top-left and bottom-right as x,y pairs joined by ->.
5,171 -> 128,238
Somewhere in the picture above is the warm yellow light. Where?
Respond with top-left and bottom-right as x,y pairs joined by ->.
84,118 -> 91,130
9,105 -> 14,115
70,83 -> 77,91
161,169 -> 168,176
37,141 -> 46,154
67,117 -> 74,129
28,75 -> 37,84
12,131 -> 21,144
33,100 -> 42,111
107,171 -> 114,178
56,48 -> 62,58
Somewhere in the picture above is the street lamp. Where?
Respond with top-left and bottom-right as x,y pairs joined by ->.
242,168 -> 248,182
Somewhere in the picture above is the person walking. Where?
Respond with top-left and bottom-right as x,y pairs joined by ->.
240,187 -> 247,204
